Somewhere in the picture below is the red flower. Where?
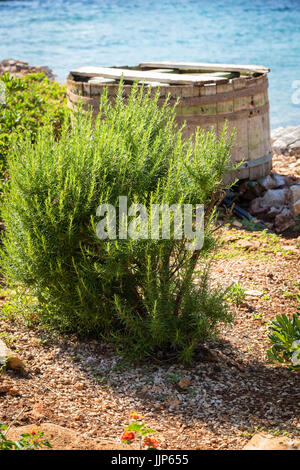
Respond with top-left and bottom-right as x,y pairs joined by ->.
144,437 -> 159,448
130,412 -> 143,421
121,431 -> 135,442
30,430 -> 37,436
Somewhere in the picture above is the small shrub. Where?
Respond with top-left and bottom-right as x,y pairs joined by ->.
0,72 -> 67,179
228,282 -> 246,305
0,424 -> 52,450
1,82 -> 234,363
267,298 -> 300,370
121,413 -> 158,449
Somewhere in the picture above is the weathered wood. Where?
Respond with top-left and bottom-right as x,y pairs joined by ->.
138,81 -> 169,87
70,66 -> 229,85
139,61 -> 270,75
88,77 -> 116,84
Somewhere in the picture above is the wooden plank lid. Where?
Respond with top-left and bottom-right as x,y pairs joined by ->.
139,61 -> 270,75
70,66 -> 230,85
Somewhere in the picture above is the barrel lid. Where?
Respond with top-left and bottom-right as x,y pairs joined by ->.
70,62 -> 270,86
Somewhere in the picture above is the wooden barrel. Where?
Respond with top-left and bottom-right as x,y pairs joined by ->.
67,63 -> 272,181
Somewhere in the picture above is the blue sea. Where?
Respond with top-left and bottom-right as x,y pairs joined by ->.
0,0 -> 299,128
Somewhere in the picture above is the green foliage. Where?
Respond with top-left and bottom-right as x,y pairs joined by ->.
0,82 -> 234,363
0,424 -> 52,450
267,297 -> 300,370
241,218 -> 263,232
122,413 -> 159,449
228,282 -> 246,305
0,72 -> 67,179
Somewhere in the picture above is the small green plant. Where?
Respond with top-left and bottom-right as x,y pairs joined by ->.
241,218 -> 263,232
0,424 -> 52,450
0,72 -> 68,183
121,413 -> 159,449
166,372 -> 184,384
251,312 -> 263,321
228,282 -> 246,305
267,301 -> 300,370
0,332 -> 17,345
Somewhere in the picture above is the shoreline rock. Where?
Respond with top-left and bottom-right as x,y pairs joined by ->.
272,125 -> 300,156
0,59 -> 55,80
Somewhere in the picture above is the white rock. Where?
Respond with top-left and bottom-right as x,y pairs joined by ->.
271,127 -> 286,140
258,174 -> 277,190
275,207 -> 295,232
290,184 -> 300,203
271,173 -> 286,188
293,199 -> 300,217
271,126 -> 300,153
245,289 -> 263,297
260,188 -> 288,209
272,139 -> 288,153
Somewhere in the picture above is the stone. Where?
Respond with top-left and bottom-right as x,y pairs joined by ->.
249,198 -> 264,216
258,174 -> 277,190
275,207 -> 295,232
272,139 -> 288,154
232,220 -> 242,229
0,384 -> 10,394
237,240 -> 260,250
271,126 -> 300,154
265,206 -> 281,221
289,140 -> 300,153
293,199 -> 300,217
271,173 -> 286,188
260,188 -> 289,210
0,339 -> 25,371
245,289 -> 263,297
244,433 -> 300,450
7,387 -> 20,396
290,184 -> 300,204
0,59 -> 55,80
178,378 -> 190,390
165,399 -> 181,408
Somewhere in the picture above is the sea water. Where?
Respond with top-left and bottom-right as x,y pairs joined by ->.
0,0 -> 299,128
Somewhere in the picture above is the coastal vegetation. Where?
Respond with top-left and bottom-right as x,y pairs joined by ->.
0,82 -> 234,363
0,72 -> 67,186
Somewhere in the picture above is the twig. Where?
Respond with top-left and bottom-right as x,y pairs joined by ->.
4,407 -> 26,436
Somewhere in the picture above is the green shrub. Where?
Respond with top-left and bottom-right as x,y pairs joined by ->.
0,72 -> 67,179
228,282 -> 246,305
0,424 -> 52,450
267,296 -> 300,370
1,82 -> 234,363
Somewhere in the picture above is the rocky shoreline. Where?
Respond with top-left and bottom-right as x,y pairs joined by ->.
0,58 -> 55,80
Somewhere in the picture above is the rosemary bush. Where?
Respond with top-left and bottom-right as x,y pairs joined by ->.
1,83 -> 234,362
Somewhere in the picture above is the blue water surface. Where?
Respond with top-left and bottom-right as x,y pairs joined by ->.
0,0 -> 299,128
